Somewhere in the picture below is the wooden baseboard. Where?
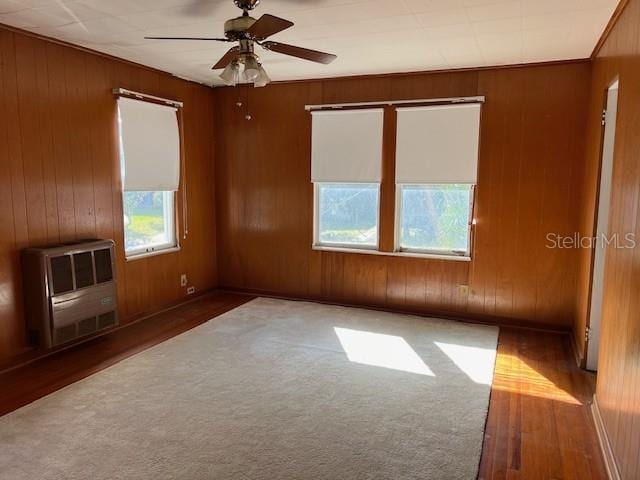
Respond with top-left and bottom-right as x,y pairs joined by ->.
219,286 -> 572,335
591,395 -> 621,480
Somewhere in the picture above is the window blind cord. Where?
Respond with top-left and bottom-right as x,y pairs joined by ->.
180,107 -> 188,240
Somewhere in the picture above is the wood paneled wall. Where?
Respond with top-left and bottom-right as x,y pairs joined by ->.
579,0 -> 640,477
214,62 -> 591,330
0,26 -> 218,364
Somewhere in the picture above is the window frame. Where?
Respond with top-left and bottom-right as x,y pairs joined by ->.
313,182 -> 382,251
123,190 -> 180,261
394,184 -> 476,259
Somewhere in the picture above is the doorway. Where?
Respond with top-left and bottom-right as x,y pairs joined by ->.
586,80 -> 619,371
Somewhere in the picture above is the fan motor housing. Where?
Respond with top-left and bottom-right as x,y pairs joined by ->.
224,16 -> 257,40
234,0 -> 260,10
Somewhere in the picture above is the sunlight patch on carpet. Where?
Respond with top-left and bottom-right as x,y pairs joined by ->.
334,327 -> 435,376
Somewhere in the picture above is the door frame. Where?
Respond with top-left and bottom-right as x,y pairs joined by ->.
584,78 -> 619,371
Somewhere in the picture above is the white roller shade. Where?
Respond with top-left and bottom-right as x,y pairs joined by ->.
118,97 -> 181,191
311,108 -> 384,183
395,103 -> 481,184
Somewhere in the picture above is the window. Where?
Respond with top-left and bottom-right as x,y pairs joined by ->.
123,191 -> 176,256
394,103 -> 481,259
311,108 -> 384,251
316,183 -> 380,248
309,101 -> 481,260
117,96 -> 181,258
397,184 -> 473,256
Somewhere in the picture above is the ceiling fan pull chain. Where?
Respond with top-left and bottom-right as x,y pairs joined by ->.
245,86 -> 252,121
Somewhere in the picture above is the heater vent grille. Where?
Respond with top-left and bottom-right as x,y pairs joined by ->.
54,324 -> 77,345
94,249 -> 113,284
50,256 -> 73,295
23,240 -> 119,349
98,312 -> 116,330
73,252 -> 95,289
78,317 -> 98,336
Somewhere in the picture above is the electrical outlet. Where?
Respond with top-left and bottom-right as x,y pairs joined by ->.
459,285 -> 470,296
187,286 -> 195,295
180,274 -> 187,287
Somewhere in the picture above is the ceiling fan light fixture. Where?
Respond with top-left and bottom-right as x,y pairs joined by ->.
148,2 -> 336,87
220,60 -> 240,85
243,54 -> 260,82
254,65 -> 271,87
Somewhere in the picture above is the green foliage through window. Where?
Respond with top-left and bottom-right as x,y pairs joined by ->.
317,184 -> 379,247
399,184 -> 472,254
123,191 -> 175,253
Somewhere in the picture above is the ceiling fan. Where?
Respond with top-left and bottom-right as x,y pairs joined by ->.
145,0 -> 337,87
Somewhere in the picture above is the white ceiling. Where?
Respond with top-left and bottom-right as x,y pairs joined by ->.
0,0 -> 619,86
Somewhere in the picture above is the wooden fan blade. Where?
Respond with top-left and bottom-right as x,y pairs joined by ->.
145,36 -> 230,42
212,47 -> 240,70
261,42 -> 336,64
246,14 -> 293,40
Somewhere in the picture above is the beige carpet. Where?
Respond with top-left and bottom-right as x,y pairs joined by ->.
0,298 -> 498,480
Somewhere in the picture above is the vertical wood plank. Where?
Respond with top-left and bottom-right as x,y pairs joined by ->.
379,106 -> 397,252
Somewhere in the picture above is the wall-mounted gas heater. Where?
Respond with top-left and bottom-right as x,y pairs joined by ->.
22,240 -> 118,348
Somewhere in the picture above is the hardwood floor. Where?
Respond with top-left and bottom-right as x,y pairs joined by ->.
479,329 -> 605,479
0,292 -> 605,479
